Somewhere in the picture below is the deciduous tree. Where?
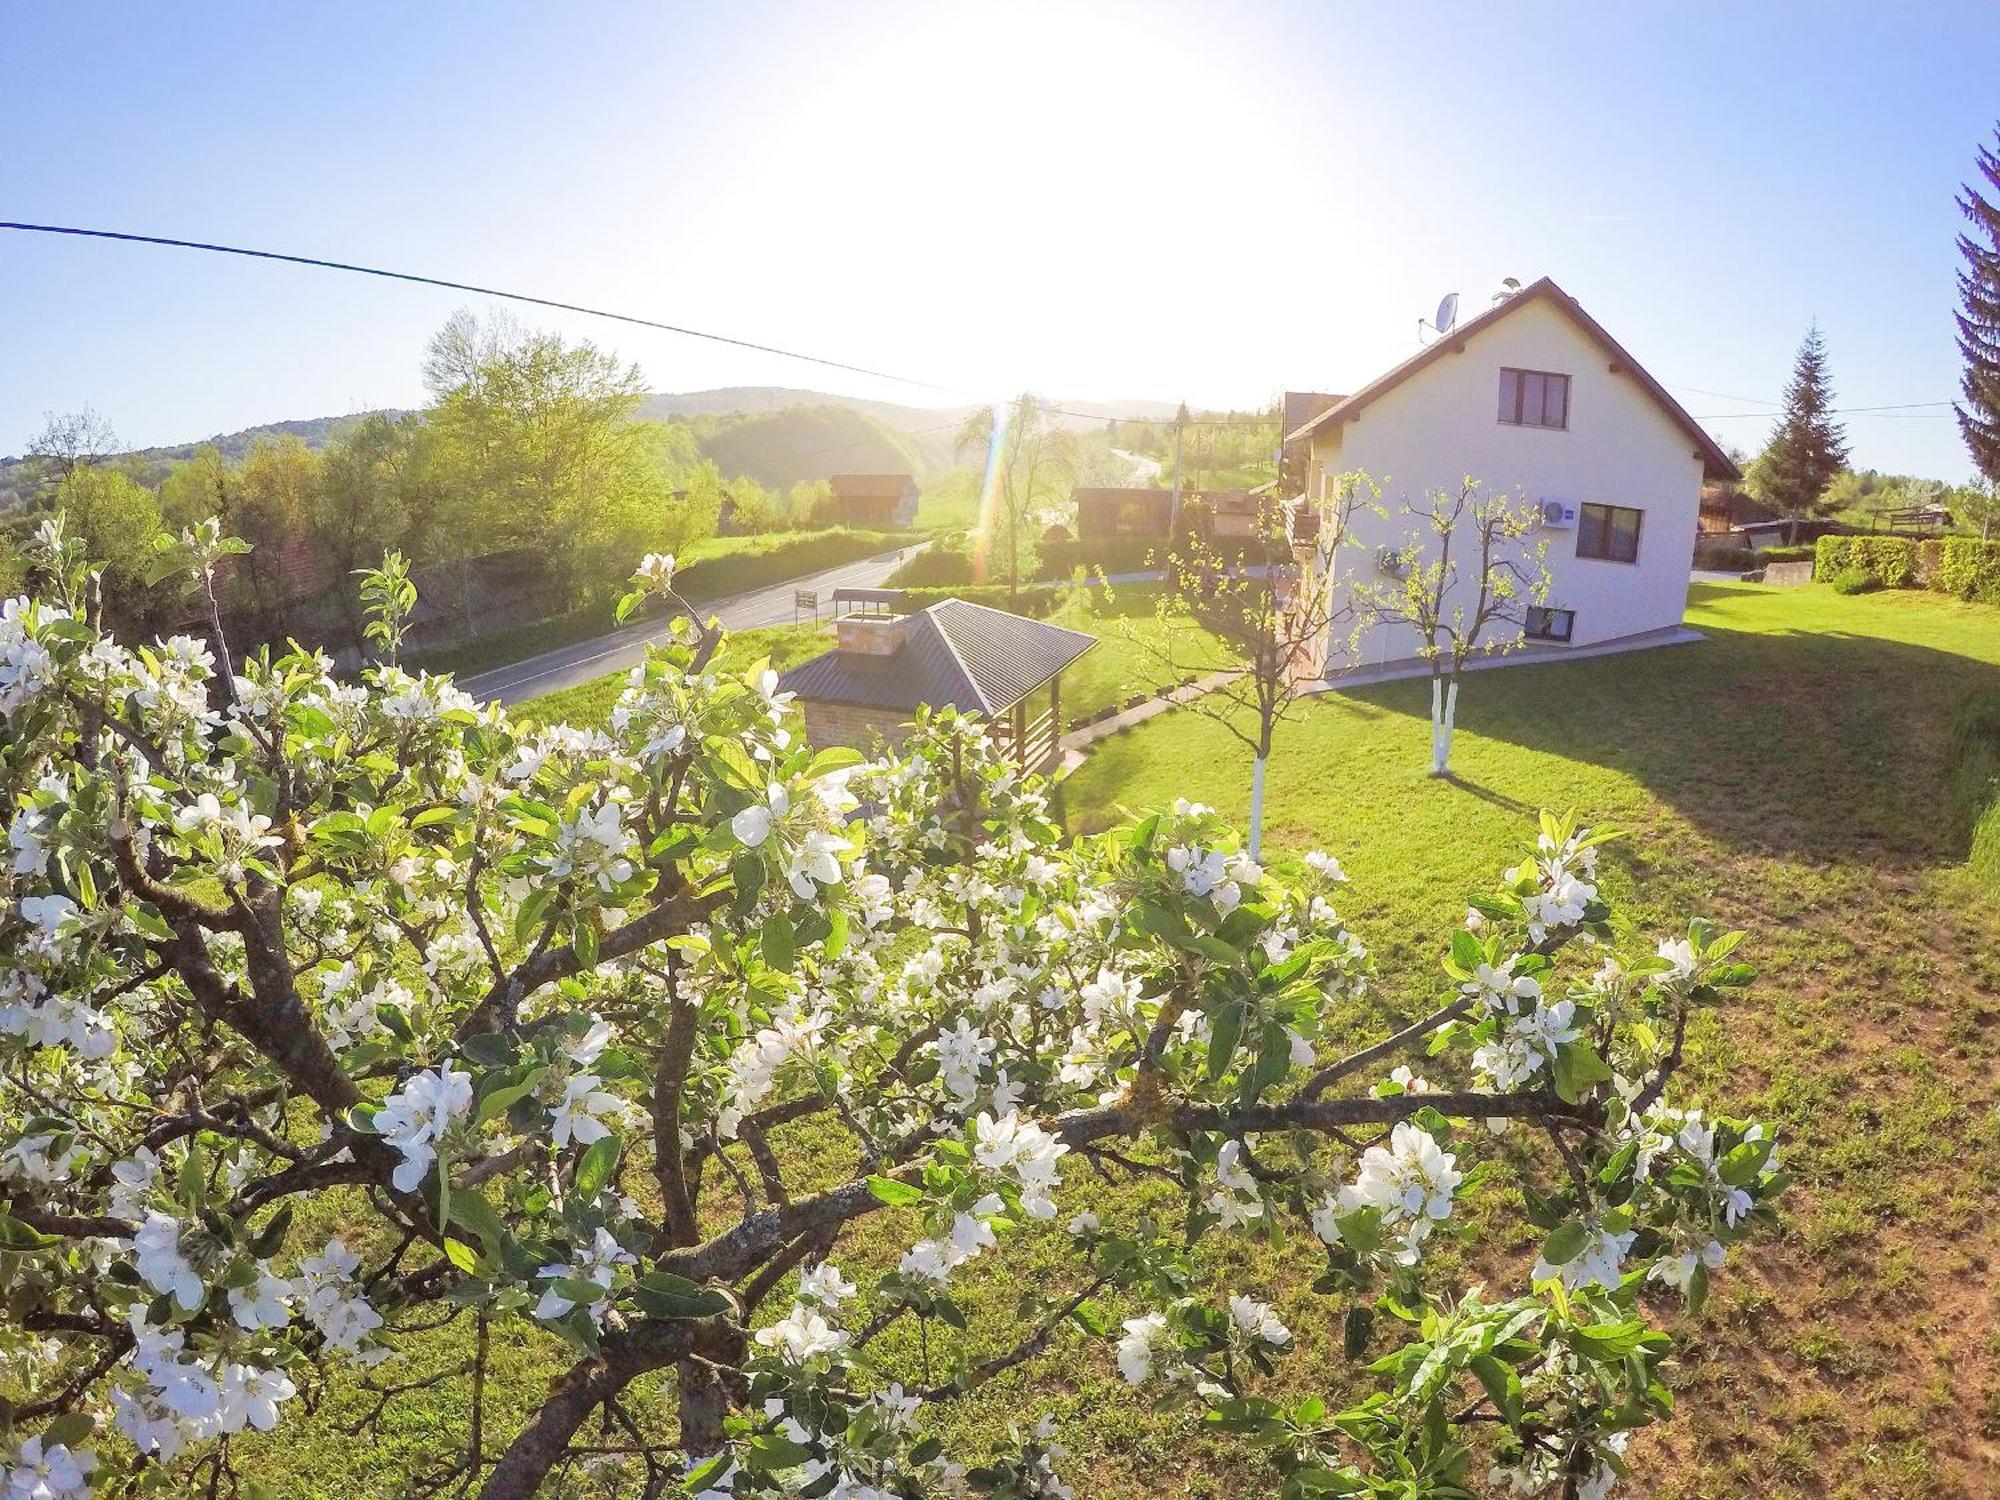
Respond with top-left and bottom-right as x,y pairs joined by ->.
1349,478 -> 1551,778
0,527 -> 1780,1500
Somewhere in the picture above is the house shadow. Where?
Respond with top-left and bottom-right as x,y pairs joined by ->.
1315,622 -> 2000,871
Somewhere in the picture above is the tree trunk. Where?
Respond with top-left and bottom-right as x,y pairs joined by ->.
1430,675 -> 1459,777
1247,753 -> 1267,860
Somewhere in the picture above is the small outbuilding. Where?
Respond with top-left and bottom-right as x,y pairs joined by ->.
827,473 -> 919,529
777,591 -> 1096,772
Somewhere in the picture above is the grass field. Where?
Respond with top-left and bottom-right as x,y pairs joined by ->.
507,584 -> 1237,735
1052,580 -> 2000,1496
232,580 -> 2000,1498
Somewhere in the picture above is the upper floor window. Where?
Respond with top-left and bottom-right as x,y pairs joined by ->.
1576,502 -> 1643,563
1498,367 -> 1570,429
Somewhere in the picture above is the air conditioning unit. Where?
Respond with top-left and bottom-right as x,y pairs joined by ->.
1539,500 -> 1577,529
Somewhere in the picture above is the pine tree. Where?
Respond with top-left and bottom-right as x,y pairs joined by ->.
1954,124 -> 2000,484
1755,324 -> 1850,516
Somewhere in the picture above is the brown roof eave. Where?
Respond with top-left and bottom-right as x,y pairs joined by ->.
1284,278 -> 1741,483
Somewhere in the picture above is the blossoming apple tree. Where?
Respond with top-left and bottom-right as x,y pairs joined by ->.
0,519 -> 1783,1498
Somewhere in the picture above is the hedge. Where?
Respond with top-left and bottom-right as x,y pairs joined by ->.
1813,535 -> 1918,589
1934,537 -> 2000,600
893,583 -> 1065,618
675,529 -> 908,602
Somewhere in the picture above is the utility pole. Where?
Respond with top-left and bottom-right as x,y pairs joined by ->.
1170,406 -> 1184,535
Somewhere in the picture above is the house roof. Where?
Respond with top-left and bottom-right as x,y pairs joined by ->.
778,597 -> 1097,717
1283,277 -> 1741,482
829,473 -> 917,498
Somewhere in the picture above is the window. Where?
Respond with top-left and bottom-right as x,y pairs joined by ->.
1525,606 -> 1575,642
1498,367 -> 1570,429
1576,502 -> 1643,563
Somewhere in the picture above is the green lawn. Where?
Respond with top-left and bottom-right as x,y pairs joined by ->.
1050,580 -> 2000,1497
408,529 -> 907,680
510,584 -> 1237,734
232,581 -> 2000,1498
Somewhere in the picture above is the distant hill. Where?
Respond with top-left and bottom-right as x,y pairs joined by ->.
0,411 -> 407,512
1,388 -> 1184,512
637,386 -> 976,434
690,405 -> 948,491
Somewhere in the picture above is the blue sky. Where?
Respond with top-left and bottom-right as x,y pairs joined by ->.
2,0 -> 1993,476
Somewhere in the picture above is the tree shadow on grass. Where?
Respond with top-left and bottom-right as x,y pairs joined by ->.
1325,623 -> 2000,869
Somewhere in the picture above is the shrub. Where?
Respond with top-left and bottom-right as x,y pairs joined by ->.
675,528 -> 906,602
885,534 -> 974,587
1826,566 -> 1874,595
1692,541 -> 1757,571
1813,535 -> 1917,588
893,582 -> 1064,617
1934,537 -> 2000,600
1758,544 -> 1818,564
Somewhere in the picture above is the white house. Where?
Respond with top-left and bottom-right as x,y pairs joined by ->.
1286,276 -> 1740,680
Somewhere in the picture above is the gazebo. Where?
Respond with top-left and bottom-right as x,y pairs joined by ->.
776,591 -> 1096,772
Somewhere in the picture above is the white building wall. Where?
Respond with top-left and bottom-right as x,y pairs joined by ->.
1308,296 -> 1706,667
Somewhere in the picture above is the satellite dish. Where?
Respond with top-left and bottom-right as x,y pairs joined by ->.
1493,276 -> 1523,305
1417,291 -> 1461,344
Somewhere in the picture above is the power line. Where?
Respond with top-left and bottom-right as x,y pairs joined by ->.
0,220 -> 976,399
1692,400 -> 1956,420
0,221 -> 1287,430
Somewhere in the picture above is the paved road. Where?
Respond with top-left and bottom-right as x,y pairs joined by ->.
460,543 -> 926,706
1109,447 -> 1163,484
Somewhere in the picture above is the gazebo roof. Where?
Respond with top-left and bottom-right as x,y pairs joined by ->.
777,597 -> 1097,716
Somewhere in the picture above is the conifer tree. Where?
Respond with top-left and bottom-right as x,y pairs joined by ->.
1755,324 -> 1850,516
1954,124 -> 2000,484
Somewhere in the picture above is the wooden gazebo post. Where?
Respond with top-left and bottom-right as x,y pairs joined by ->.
1012,697 -> 1028,771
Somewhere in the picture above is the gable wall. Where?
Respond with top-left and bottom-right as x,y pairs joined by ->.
1308,295 -> 1705,661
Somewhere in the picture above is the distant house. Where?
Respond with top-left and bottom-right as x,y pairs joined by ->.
1286,275 -> 1740,676
777,591 -> 1096,772
827,473 -> 918,529
1072,486 -> 1263,541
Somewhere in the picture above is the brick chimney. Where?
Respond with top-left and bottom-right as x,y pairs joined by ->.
835,613 -> 908,656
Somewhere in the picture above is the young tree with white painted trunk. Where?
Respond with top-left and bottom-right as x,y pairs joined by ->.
0,518 -> 1780,1499
1132,484 -> 1364,858
1351,478 -> 1550,778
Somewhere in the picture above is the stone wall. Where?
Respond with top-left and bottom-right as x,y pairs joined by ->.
799,699 -> 917,756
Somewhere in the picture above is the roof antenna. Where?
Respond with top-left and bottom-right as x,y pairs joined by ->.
1491,276 -> 1523,306
1416,291 -> 1460,345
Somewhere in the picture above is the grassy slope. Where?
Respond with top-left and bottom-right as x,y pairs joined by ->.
1054,581 -> 2000,1497
407,530 -> 904,680
509,586 -> 1237,734
233,581 -> 2000,1498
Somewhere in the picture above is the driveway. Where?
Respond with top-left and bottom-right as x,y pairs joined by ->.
460,543 -> 926,706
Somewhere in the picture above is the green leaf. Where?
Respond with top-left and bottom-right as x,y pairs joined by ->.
41,1413 -> 94,1449
633,1270 -> 732,1319
1539,1221 -> 1591,1266
1342,1304 -> 1373,1359
761,912 -> 795,973
867,1175 -> 924,1207
0,1214 -> 59,1254
574,1135 -> 620,1198
1207,1000 -> 1245,1080
442,1237 -> 480,1273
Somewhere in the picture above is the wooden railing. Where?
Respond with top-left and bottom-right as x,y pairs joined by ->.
991,707 -> 1058,770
